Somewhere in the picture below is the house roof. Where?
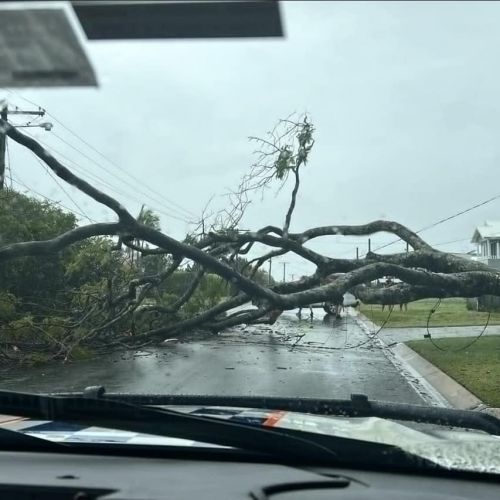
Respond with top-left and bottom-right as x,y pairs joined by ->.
471,221 -> 500,243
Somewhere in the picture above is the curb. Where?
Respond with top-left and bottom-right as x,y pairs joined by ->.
354,313 -> 492,410
350,311 -> 450,407
390,343 -> 482,410
352,311 -> 500,417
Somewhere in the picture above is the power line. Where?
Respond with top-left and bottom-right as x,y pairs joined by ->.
18,129 -> 191,224
433,237 -> 471,247
10,174 -> 93,221
47,120 -> 198,218
32,154 -> 95,223
49,130 -> 194,222
3,88 -> 197,220
370,193 -> 500,255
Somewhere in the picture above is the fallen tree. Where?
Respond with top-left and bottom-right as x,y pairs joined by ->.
1,114 -> 498,359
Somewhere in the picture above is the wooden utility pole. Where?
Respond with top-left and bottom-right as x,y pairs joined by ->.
0,106 -> 46,190
268,257 -> 272,285
356,247 -> 359,260
368,238 -> 371,253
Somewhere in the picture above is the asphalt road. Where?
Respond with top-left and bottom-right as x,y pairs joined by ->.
0,310 -> 426,405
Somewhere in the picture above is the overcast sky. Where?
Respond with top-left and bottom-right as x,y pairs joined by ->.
3,1 -> 500,280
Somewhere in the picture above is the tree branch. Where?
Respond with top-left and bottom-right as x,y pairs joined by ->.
0,223 -> 121,262
295,220 -> 431,250
2,120 -> 135,224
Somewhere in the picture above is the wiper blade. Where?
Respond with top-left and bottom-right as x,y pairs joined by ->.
0,389 -> 442,470
0,426 -> 65,451
0,389 -> 340,464
53,388 -> 500,436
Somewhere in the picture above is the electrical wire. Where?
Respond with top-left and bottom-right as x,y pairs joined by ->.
2,88 -> 198,220
49,129 -> 196,222
9,175 -> 91,222
370,193 -> 500,255
47,122 -> 198,218
322,303 -> 393,351
18,128 -> 191,223
31,154 -> 95,223
425,298 -> 491,352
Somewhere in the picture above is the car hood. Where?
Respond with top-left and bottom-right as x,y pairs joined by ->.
2,405 -> 499,474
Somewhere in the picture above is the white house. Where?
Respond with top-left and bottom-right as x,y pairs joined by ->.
471,221 -> 500,270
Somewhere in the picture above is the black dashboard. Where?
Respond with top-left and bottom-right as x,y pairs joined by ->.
1,450 -> 497,500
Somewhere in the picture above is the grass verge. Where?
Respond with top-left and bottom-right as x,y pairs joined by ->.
406,336 -> 500,407
360,298 -> 500,328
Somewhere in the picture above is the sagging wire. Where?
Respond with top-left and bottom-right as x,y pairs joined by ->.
326,303 -> 394,350
425,298 -> 491,352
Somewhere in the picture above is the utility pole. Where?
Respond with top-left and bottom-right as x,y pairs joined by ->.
268,257 -> 272,285
282,261 -> 288,283
0,105 -> 7,190
0,106 -> 48,190
368,238 -> 371,253
356,247 -> 359,260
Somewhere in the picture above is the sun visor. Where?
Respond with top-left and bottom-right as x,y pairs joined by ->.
71,1 -> 283,40
0,7 -> 97,88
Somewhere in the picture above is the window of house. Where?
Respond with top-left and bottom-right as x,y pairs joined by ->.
491,241 -> 497,258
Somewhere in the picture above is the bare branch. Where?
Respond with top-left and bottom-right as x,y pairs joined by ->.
2,120 -> 135,224
295,221 -> 431,250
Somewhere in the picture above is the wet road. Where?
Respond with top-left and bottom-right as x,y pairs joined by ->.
0,310 -> 426,404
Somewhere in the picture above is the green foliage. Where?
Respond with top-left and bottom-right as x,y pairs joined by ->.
0,291 -> 17,322
40,316 -> 71,341
274,146 -> 293,180
66,237 -> 131,288
160,293 -> 179,307
0,189 -> 77,312
272,116 -> 315,180
69,345 -> 93,361
182,273 -> 227,317
4,314 -> 35,341
142,253 -> 170,275
230,256 -> 272,287
21,353 -> 51,366
161,270 -> 193,296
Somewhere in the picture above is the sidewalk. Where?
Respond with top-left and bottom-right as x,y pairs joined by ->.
378,324 -> 500,346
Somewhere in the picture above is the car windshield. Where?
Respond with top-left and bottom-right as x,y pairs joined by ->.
0,0 -> 499,475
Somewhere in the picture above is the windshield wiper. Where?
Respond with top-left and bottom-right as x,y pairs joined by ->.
0,389 -> 434,469
0,389 -> 338,464
0,426 -> 66,452
53,388 -> 500,436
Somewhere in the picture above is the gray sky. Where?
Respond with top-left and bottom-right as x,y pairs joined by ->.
3,1 -> 500,280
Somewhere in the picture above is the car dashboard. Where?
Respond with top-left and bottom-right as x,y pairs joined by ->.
1,450 -> 498,500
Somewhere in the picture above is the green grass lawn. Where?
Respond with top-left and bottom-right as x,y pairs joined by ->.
406,336 -> 500,407
360,298 -> 500,328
